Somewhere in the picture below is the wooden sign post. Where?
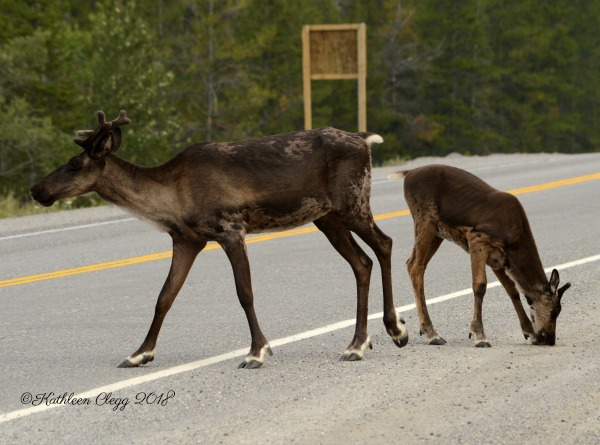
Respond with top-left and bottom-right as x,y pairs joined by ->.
302,23 -> 367,131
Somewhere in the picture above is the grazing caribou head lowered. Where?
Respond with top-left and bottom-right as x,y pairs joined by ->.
400,164 -> 570,347
30,110 -> 408,369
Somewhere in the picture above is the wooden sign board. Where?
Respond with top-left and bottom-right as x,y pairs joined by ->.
302,23 -> 367,131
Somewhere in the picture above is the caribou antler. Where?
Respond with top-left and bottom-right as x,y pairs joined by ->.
74,110 -> 131,157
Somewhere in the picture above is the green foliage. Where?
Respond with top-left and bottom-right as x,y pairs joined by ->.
64,0 -> 184,165
0,0 -> 599,217
0,97 -> 71,192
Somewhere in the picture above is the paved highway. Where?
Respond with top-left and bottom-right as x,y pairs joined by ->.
1,153 -> 599,444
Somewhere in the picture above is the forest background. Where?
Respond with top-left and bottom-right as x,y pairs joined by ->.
1,0 -> 599,215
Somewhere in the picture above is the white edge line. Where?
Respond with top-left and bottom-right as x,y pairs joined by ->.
1,253 -> 599,424
0,218 -> 136,241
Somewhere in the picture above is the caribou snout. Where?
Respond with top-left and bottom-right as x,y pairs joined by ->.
30,183 -> 55,207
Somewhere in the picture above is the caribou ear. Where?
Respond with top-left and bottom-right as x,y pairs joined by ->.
547,269 -> 560,294
89,128 -> 122,159
557,282 -> 571,300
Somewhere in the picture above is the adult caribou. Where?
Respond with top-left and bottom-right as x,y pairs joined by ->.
401,164 -> 571,347
30,110 -> 408,369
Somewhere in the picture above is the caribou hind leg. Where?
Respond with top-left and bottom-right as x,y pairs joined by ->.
344,214 -> 409,348
314,214 -> 374,360
406,226 -> 446,345
119,239 -> 206,367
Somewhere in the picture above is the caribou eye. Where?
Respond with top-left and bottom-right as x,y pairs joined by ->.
525,296 -> 533,306
67,157 -> 83,171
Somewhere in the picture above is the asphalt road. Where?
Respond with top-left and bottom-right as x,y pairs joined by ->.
1,152 -> 599,444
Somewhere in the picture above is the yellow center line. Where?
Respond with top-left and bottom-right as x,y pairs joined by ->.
507,171 -> 600,195
1,171 -> 599,288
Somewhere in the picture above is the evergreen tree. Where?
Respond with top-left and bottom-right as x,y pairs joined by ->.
0,0 -> 599,213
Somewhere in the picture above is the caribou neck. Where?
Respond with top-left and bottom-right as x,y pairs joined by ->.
95,155 -> 180,223
506,233 -> 548,295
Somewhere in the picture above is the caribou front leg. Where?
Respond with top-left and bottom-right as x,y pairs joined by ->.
493,268 -> 536,343
220,234 -> 272,369
119,239 -> 206,367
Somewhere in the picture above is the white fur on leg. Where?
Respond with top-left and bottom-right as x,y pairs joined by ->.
119,349 -> 155,368
239,344 -> 273,368
341,335 -> 372,360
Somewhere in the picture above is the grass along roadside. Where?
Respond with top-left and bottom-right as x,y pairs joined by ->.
0,190 -> 106,219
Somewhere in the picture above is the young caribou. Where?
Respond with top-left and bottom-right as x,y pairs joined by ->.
30,110 -> 409,369
401,164 -> 570,347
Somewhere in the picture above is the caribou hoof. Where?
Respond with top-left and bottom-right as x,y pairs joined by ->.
428,336 -> 447,345
469,332 -> 491,347
340,337 -> 371,361
238,359 -> 263,369
526,333 -> 541,345
118,351 -> 155,368
388,318 -> 409,348
341,352 -> 363,361
238,345 -> 272,370
420,327 -> 446,345
118,359 -> 137,368
393,335 -> 409,348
